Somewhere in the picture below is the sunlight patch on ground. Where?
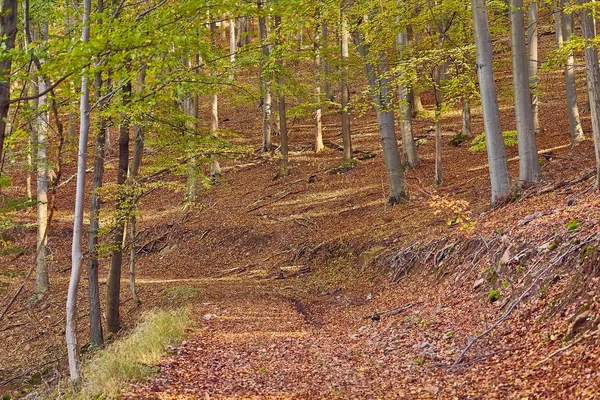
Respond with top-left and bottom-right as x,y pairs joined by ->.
218,330 -> 309,340
468,143 -> 572,171
274,185 -> 379,208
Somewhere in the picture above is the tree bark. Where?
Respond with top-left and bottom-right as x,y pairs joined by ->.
106,81 -> 132,334
67,0 -> 92,383
340,13 -> 352,161
396,29 -> 419,168
314,14 -> 324,153
357,33 -> 407,204
229,17 -> 235,80
258,1 -> 272,152
580,0 -> 600,188
528,0 -> 540,133
434,65 -> 442,185
321,20 -> 332,100
471,0 -> 511,203
462,97 -> 472,137
0,0 -> 18,173
561,0 -> 585,146
511,0 -> 541,185
88,0 -> 105,349
34,23 -> 50,299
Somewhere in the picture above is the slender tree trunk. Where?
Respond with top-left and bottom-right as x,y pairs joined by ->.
314,15 -> 324,153
229,17 -> 235,80
462,97 -> 472,137
357,34 -> 406,204
274,14 -> 289,176
396,29 -> 419,168
561,0 -> 585,146
24,1 -> 34,199
528,0 -> 540,133
106,81 -> 132,334
34,23 -> 50,299
433,66 -> 442,185
553,0 -> 563,46
88,0 -> 105,348
411,89 -> 424,118
258,1 -> 272,152
580,0 -> 600,188
472,0 -> 511,203
321,20 -> 332,100
67,0 -> 92,383
340,13 -> 352,161
511,0 -> 541,185
0,0 -> 18,174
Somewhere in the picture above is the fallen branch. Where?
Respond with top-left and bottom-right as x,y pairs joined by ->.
534,328 -> 600,367
364,303 -> 418,321
246,190 -> 305,213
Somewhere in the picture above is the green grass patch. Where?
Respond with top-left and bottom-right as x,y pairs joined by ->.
77,309 -> 193,399
469,130 -> 518,152
163,285 -> 202,304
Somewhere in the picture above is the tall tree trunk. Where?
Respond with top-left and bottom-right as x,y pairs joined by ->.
274,14 -> 289,176
553,0 -> 563,46
314,14 -> 324,153
321,20 -> 332,100
24,0 -> 34,199
561,0 -> 585,146
356,33 -> 407,205
88,0 -> 105,348
229,17 -> 235,80
209,19 -> 222,182
340,13 -> 352,161
0,0 -> 18,174
396,29 -> 419,168
106,81 -> 132,334
580,0 -> 600,188
128,65 -> 146,307
471,0 -> 511,203
67,0 -> 92,383
528,0 -> 540,133
34,23 -> 50,299
433,65 -> 442,185
511,0 -> 541,185
258,1 -> 272,152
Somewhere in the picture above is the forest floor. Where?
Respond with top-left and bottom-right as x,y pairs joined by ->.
2,29 -> 600,399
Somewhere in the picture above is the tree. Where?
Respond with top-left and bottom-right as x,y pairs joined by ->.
471,0 -> 510,203
67,0 -> 92,383
314,11 -> 325,153
580,0 -> 600,188
510,0 -> 540,185
528,0 -> 540,134
560,0 -> 585,146
396,28 -> 419,168
340,9 -> 352,161
258,0 -> 272,152
0,0 -> 18,174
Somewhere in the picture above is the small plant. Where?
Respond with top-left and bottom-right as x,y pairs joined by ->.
488,289 -> 501,303
412,358 -> 424,365
449,132 -> 469,147
330,159 -> 357,174
429,194 -> 475,232
566,219 -> 580,232
469,130 -> 518,152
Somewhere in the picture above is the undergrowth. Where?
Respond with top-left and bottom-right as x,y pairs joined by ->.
469,130 -> 518,152
74,309 -> 193,399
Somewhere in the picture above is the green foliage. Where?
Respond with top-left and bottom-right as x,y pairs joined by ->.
469,131 -> 518,152
488,289 -> 501,303
449,132 -> 469,147
330,159 -> 358,174
566,219 -> 580,232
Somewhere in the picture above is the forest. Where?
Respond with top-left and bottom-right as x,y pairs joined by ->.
1,0 -> 600,398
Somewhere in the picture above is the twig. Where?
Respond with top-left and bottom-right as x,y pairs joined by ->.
246,190 -> 305,212
534,329 -> 600,367
364,303 -> 418,320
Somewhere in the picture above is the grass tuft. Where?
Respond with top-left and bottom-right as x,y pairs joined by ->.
77,309 -> 193,399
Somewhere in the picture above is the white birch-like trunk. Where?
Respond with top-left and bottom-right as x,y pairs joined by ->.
258,2 -> 272,151
67,0 -> 91,384
511,0 -> 541,185
229,17 -> 235,80
396,29 -> 419,168
528,0 -> 540,133
34,24 -> 49,298
314,21 -> 324,153
340,13 -> 352,161
580,0 -> 600,188
561,0 -> 585,145
471,0 -> 511,203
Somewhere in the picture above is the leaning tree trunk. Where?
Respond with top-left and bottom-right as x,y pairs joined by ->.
258,1 -> 272,152
0,0 -> 18,174
396,29 -> 419,168
340,12 -> 352,161
561,0 -> 585,146
357,34 -> 407,204
67,0 -> 91,383
471,0 -> 511,204
528,0 -> 540,134
106,81 -> 132,334
511,0 -> 541,185
580,0 -> 600,188
34,23 -> 50,299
